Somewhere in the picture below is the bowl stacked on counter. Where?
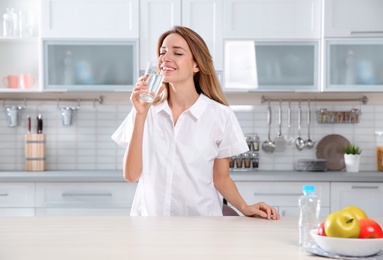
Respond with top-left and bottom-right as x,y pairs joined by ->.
229,134 -> 259,171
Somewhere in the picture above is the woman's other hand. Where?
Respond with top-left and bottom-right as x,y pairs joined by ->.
242,202 -> 280,220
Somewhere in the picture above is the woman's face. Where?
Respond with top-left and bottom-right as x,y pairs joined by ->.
159,33 -> 199,85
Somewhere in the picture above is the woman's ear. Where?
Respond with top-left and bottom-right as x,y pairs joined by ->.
193,63 -> 199,73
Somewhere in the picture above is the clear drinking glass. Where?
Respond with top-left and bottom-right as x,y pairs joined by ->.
139,61 -> 165,103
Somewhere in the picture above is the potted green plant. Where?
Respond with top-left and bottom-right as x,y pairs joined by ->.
343,144 -> 362,172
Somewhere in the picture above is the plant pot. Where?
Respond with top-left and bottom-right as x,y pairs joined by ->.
344,154 -> 361,172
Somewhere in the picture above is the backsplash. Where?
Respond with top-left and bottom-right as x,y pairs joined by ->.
0,101 -> 382,172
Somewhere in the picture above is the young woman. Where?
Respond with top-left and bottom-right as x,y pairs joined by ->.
112,26 -> 279,219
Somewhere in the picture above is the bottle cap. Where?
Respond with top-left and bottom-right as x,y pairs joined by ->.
302,185 -> 315,193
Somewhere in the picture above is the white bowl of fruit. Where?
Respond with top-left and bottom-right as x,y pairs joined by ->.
311,206 -> 383,257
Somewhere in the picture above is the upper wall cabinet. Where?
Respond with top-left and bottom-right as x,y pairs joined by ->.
324,39 -> 383,92
140,0 -> 222,71
224,40 -> 319,91
0,0 -> 40,92
182,0 -> 223,70
41,0 -> 139,39
139,0 -> 181,70
43,41 -> 138,91
223,0 -> 321,39
324,0 -> 383,38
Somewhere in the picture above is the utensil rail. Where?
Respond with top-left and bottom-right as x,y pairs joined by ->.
1,96 -> 103,107
260,96 -> 368,105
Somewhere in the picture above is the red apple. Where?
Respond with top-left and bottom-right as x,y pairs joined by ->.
358,218 -> 383,238
318,222 -> 326,236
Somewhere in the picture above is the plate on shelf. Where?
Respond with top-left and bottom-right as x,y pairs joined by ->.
316,134 -> 350,171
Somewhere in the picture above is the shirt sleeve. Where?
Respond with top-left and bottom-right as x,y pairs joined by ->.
111,108 -> 135,148
217,109 -> 249,158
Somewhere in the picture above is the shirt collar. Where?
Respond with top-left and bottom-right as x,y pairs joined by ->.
152,94 -> 210,120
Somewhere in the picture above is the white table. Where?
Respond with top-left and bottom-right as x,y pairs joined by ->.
0,216 -> 344,259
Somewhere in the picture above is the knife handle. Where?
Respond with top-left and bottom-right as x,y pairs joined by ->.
37,114 -> 43,134
27,115 -> 31,134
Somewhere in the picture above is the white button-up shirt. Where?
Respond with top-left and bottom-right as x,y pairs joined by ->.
112,94 -> 248,216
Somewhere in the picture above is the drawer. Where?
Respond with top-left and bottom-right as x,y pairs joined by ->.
234,181 -> 330,207
35,208 -> 131,216
35,182 -> 137,208
0,183 -> 35,207
0,208 -> 35,217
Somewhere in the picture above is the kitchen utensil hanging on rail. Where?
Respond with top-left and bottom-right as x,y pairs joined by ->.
305,100 -> 315,149
262,100 -> 275,153
284,100 -> 294,145
295,100 -> 305,150
274,100 -> 286,152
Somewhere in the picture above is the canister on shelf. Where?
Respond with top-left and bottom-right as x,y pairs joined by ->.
235,154 -> 243,168
243,152 -> 251,168
229,155 -> 236,168
251,152 -> 259,168
245,134 -> 259,151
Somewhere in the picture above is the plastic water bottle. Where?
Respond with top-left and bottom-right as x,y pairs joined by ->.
298,185 -> 320,248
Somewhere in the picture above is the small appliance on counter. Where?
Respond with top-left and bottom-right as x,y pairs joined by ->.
295,159 -> 327,172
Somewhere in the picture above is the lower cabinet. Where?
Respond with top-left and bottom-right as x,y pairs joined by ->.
330,182 -> 383,218
35,182 -> 137,216
0,183 -> 35,217
234,181 -> 330,217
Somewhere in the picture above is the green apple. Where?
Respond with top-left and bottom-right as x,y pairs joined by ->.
324,210 -> 360,238
342,205 -> 368,220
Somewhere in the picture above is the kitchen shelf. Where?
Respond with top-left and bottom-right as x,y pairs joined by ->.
316,108 -> 361,124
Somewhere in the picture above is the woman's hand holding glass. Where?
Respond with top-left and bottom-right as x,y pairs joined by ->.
130,75 -> 153,115
139,61 -> 166,103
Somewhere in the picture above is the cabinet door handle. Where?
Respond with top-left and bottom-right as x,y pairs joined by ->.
351,31 -> 383,35
62,193 -> 113,197
0,193 -> 9,196
351,186 -> 379,190
254,192 -> 301,196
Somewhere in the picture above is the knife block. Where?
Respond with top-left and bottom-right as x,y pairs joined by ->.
25,134 -> 46,171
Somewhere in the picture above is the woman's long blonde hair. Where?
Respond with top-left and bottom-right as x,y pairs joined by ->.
155,26 -> 228,106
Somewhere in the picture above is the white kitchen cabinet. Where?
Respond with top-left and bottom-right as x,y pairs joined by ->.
41,0 -> 139,39
0,0 -> 40,92
331,182 -> 383,218
43,40 -> 138,91
324,0 -> 383,38
35,182 -> 137,216
0,183 -> 35,217
224,40 -> 319,91
233,182 -> 330,217
182,0 -> 223,70
139,0 -> 222,70
223,0 -> 321,39
324,39 -> 383,92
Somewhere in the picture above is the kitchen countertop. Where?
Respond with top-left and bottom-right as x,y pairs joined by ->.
0,170 -> 382,182
0,216 -> 361,260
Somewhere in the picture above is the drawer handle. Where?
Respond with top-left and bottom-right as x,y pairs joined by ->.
254,192 -> 302,196
0,193 -> 9,196
351,31 -> 383,34
62,193 -> 113,197
351,186 -> 379,190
